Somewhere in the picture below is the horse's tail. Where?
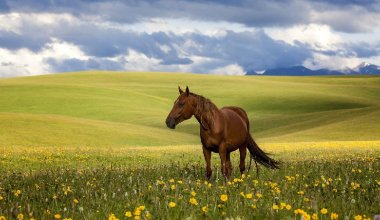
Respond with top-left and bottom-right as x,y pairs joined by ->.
247,134 -> 280,170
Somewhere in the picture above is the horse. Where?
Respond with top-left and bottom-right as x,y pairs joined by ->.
165,86 -> 279,179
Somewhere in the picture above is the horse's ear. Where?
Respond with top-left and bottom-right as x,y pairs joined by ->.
185,86 -> 190,96
178,86 -> 184,94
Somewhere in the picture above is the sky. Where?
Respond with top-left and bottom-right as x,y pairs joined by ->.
0,0 -> 380,77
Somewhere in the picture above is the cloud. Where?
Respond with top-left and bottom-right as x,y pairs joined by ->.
0,1 -> 380,77
2,0 -> 380,33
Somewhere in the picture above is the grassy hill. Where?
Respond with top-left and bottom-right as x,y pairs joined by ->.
0,71 -> 379,147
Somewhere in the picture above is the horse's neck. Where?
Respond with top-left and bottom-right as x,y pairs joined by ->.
194,96 -> 219,131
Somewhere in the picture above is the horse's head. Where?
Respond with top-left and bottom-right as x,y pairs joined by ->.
165,86 -> 196,129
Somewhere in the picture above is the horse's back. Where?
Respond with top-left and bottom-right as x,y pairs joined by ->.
220,106 -> 250,146
221,106 -> 249,126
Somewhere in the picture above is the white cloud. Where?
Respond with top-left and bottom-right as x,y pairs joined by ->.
303,53 -> 362,70
0,39 -> 87,77
209,64 -> 245,76
265,24 -> 342,51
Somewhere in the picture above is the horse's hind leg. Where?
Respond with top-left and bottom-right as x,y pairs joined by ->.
239,146 -> 247,175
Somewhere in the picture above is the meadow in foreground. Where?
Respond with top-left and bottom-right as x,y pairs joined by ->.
1,142 -> 379,220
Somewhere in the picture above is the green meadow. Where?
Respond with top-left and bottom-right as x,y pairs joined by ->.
0,72 -> 379,219
0,71 -> 379,147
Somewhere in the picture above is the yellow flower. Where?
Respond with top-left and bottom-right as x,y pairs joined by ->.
169,179 -> 175,183
246,193 -> 253,199
0,195 -> 3,200
145,212 -> 152,220
134,209 -> 141,216
297,191 -> 304,195
272,204 -> 279,210
134,216 -> 140,220
108,213 -> 119,220
286,204 -> 292,210
177,180 -> 183,184
14,190 -> 21,197
330,212 -> 338,220
189,197 -> 198,206
354,215 -> 362,220
220,194 -> 228,202
256,193 -> 263,199
0,216 -> 6,220
251,204 -> 257,209
54,214 -> 61,219
125,211 -> 132,217
191,191 -> 196,197
168,202 -> 176,208
138,206 -> 145,211
171,185 -> 176,190
73,199 -> 79,204
320,208 -> 328,214
312,213 -> 318,220
202,206 -> 209,213
17,214 -> 24,220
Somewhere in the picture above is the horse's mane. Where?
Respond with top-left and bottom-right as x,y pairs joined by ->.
191,93 -> 217,129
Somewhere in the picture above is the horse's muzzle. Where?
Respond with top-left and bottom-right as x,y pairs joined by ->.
166,117 -> 176,129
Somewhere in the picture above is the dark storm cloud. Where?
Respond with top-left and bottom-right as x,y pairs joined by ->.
0,30 -> 50,52
185,31 -> 312,70
46,57 -> 125,72
2,0 -> 379,33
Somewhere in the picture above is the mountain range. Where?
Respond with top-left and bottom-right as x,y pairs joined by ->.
246,62 -> 380,76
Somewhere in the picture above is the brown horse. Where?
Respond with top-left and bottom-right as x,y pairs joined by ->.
165,86 -> 279,179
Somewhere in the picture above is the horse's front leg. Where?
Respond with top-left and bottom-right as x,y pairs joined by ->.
218,144 -> 229,180
202,146 -> 212,180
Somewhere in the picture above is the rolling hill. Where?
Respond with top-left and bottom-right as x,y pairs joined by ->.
0,71 -> 379,147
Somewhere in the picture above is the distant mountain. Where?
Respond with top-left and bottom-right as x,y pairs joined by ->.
353,62 -> 380,74
246,62 -> 380,76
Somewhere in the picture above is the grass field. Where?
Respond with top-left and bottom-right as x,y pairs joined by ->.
0,72 -> 379,219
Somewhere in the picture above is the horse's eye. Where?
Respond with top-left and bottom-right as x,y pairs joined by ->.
178,102 -> 185,107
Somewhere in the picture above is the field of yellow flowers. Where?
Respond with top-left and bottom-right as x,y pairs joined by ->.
0,141 -> 379,219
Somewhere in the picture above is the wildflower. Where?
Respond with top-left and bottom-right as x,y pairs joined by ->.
246,193 -> 253,199
54,214 -> 61,219
272,204 -> 279,210
240,192 -> 245,198
280,202 -> 286,209
171,185 -> 176,190
177,180 -> 183,184
14,190 -> 21,197
330,212 -> 338,220
145,212 -> 152,219
354,215 -> 362,220
169,179 -> 175,183
0,216 -> 6,220
108,213 -> 118,220
297,191 -> 304,195
17,214 -> 24,220
191,191 -> 196,197
73,199 -> 79,204
138,206 -> 145,211
0,195 -> 3,200
256,193 -> 263,199
320,208 -> 328,214
168,202 -> 176,208
286,204 -> 292,210
189,197 -> 198,206
125,211 -> 132,217
134,209 -> 141,216
134,216 -> 140,220
202,206 -> 209,213
251,204 -> 257,209
220,194 -> 228,202
312,213 -> 318,220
